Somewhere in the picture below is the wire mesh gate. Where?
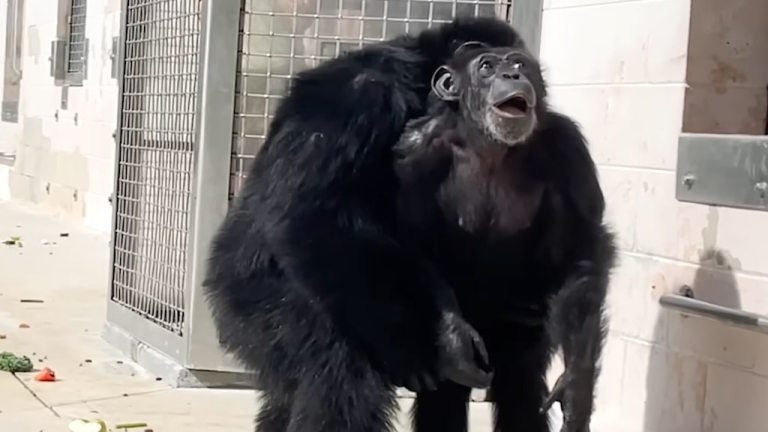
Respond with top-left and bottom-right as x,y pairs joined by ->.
107,0 -> 204,366
231,0 -> 513,196
107,0 -> 538,378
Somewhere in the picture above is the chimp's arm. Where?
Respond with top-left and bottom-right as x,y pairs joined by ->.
537,112 -> 617,431
255,47 -> 442,391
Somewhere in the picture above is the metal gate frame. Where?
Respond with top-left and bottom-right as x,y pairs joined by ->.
105,0 -> 245,382
106,0 -> 543,384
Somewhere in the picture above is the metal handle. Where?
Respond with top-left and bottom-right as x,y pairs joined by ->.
9,0 -> 22,77
659,293 -> 768,334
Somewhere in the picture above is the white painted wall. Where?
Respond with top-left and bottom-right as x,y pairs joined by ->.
0,0 -> 121,233
540,0 -> 768,431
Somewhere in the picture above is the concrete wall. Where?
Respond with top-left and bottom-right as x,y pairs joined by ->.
0,0 -> 121,232
540,0 -> 768,431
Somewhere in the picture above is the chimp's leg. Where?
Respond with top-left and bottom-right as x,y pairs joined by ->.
412,381 -> 471,432
286,344 -> 397,432
255,386 -> 294,432
490,330 -> 551,432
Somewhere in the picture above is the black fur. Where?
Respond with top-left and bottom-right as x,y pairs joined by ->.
393,46 -> 617,432
204,17 -> 522,432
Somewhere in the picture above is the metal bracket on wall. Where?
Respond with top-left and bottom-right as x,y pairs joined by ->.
0,152 -> 15,166
82,37 -> 90,81
676,133 -> 768,211
49,39 -> 67,82
1,101 -> 18,123
110,37 -> 119,79
60,85 -> 69,110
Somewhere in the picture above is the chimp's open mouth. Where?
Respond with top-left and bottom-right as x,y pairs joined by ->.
493,95 -> 531,117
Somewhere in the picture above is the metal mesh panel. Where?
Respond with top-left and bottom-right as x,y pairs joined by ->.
111,0 -> 201,335
66,0 -> 87,77
230,0 -> 512,197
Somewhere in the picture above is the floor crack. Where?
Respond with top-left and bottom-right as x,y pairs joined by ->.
12,373 -> 61,418
53,388 -> 171,408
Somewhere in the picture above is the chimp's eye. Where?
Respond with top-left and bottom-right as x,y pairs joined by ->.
479,60 -> 495,76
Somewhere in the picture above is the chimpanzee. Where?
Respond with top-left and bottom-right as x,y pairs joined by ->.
393,43 -> 617,432
204,17 -> 523,432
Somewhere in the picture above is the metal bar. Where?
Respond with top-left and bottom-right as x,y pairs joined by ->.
511,0 -> 543,55
764,84 -> 768,135
2,0 -> 25,123
184,0 -> 243,371
106,0 -> 130,336
8,0 -> 22,76
660,294 -> 768,334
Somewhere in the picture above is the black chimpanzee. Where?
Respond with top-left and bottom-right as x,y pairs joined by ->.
204,17 -> 522,432
393,43 -> 617,432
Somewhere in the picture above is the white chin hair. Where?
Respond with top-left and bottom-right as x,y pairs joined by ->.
485,111 -> 537,146
490,122 -> 537,147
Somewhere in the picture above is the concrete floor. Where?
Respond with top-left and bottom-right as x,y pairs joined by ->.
0,200 -> 582,431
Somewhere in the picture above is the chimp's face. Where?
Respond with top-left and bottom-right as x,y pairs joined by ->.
432,45 -> 546,146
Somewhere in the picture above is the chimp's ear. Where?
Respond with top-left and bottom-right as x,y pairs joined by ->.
431,66 -> 459,102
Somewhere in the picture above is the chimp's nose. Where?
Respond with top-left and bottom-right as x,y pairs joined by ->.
501,71 -> 521,80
